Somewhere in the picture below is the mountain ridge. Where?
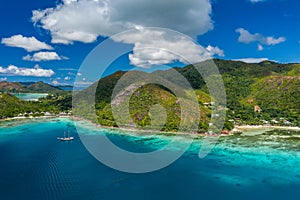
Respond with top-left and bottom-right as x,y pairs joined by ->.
0,81 -> 62,93
74,59 -> 299,130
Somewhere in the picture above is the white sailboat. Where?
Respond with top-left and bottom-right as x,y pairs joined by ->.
57,130 -> 74,141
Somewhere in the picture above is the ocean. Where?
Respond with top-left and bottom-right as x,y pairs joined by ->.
0,118 -> 299,200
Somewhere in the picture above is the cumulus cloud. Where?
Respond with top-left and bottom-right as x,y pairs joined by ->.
0,64 -> 54,77
74,81 -> 94,86
257,44 -> 264,51
233,58 -> 270,63
32,0 -> 213,44
236,28 -> 286,49
1,35 -> 53,52
113,28 -> 223,68
0,77 -> 7,81
32,0 -> 222,68
206,45 -> 224,57
23,51 -> 66,61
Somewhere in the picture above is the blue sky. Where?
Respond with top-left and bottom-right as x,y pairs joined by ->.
0,0 -> 299,86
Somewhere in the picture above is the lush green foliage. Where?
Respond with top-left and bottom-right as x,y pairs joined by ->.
90,59 -> 300,131
0,92 -> 72,119
2,59 -> 299,132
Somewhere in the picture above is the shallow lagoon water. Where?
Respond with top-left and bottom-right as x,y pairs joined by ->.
13,93 -> 48,101
0,118 -> 300,200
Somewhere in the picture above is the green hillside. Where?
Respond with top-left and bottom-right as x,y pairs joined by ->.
0,91 -> 72,119
1,59 -> 295,131
74,59 -> 300,132
95,83 -> 212,132
214,60 -> 300,126
0,81 -> 62,93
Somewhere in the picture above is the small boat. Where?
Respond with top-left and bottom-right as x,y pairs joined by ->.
57,131 -> 74,141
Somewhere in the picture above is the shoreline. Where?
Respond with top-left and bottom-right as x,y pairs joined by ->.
235,125 -> 300,131
70,116 -> 209,137
0,115 -> 70,122
1,116 -> 299,135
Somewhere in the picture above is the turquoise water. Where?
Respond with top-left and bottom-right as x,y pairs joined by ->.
13,93 -> 48,101
0,118 -> 300,200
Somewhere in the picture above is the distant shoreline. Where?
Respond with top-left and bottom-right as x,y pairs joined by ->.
0,115 -> 69,122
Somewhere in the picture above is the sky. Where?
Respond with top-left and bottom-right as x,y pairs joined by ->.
0,0 -> 299,86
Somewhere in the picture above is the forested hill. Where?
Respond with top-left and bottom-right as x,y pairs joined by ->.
0,81 -> 62,93
212,59 -> 300,126
2,59 -> 297,130
74,59 -> 300,131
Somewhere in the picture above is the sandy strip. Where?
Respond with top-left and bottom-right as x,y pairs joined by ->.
0,115 -> 70,122
236,125 -> 300,131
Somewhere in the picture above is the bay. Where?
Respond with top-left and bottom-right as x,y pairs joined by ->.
0,118 -> 299,200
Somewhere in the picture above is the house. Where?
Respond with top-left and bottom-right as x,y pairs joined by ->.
221,130 -> 229,135
283,120 -> 292,125
44,112 -> 53,116
59,112 -> 69,117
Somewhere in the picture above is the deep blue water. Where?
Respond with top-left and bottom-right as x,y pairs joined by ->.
0,118 -> 300,200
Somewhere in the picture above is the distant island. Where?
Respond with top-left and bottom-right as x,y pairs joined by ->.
0,81 -> 73,93
1,59 -> 299,133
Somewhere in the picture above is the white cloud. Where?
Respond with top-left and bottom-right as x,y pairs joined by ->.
1,35 -> 53,52
0,64 -> 54,77
113,28 -> 223,68
206,45 -> 224,57
0,77 -> 7,81
258,44 -> 264,51
233,58 -> 270,63
74,81 -> 94,86
32,0 -> 222,68
23,51 -> 65,61
32,0 -> 213,44
236,28 -> 286,48
64,76 -> 71,80
52,77 -> 63,85
265,36 -> 286,45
